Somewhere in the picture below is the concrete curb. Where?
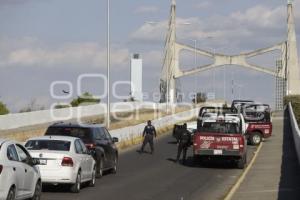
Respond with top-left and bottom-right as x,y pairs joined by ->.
223,142 -> 263,200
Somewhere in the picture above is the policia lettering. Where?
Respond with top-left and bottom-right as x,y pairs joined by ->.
176,123 -> 192,164
140,120 -> 157,154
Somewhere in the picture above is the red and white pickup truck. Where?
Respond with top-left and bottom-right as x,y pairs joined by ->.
241,103 -> 272,145
194,111 -> 247,169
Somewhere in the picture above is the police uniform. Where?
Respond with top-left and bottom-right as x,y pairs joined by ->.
140,124 -> 157,154
176,128 -> 192,163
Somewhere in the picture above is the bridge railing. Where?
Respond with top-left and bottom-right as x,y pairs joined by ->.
288,102 -> 300,165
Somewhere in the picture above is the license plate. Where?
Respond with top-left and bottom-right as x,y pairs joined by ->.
213,150 -> 223,155
39,159 -> 47,165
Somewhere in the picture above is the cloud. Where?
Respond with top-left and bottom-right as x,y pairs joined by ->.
130,4 -> 295,48
195,2 -> 211,9
0,0 -> 35,6
130,21 -> 167,42
231,5 -> 285,29
134,5 -> 159,14
0,38 -> 130,69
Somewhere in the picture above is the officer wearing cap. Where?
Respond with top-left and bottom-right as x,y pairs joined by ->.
176,123 -> 192,164
140,120 -> 157,154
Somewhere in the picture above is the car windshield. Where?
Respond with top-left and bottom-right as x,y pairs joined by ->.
25,140 -> 71,151
199,122 -> 240,134
45,127 -> 92,143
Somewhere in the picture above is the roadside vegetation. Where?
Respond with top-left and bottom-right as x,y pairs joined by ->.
284,95 -> 300,125
192,92 -> 207,104
0,101 -> 9,115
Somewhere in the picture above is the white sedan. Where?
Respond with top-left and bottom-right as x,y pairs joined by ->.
25,136 -> 96,193
0,139 -> 41,200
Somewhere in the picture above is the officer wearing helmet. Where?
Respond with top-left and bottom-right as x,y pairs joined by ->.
140,120 -> 157,154
176,123 -> 192,164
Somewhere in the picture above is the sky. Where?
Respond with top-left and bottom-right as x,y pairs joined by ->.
0,0 -> 300,112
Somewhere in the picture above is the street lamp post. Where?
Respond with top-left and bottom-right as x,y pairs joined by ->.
107,0 -> 110,128
192,39 -> 197,106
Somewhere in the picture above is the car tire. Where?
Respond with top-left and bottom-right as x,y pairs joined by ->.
70,171 -> 81,193
30,181 -> 42,200
237,155 -> 247,169
250,132 -> 262,146
6,187 -> 15,200
89,166 -> 96,187
110,156 -> 118,174
96,157 -> 104,178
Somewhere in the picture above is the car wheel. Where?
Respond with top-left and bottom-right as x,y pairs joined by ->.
110,156 -> 118,174
6,187 -> 15,200
237,155 -> 247,169
89,166 -> 96,187
250,132 -> 262,146
96,158 -> 104,178
70,171 -> 81,193
30,181 -> 42,200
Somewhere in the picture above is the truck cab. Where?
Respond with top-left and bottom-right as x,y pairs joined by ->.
194,110 -> 247,169
231,100 -> 255,112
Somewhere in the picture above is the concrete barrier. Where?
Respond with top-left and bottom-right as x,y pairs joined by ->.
288,103 -> 300,165
0,102 -> 172,130
110,108 -> 198,142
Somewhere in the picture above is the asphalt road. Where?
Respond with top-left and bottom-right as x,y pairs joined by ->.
42,133 -> 257,200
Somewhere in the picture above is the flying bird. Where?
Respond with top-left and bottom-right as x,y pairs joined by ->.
62,90 -> 70,94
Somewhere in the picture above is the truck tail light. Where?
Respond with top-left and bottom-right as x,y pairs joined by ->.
239,138 -> 245,149
61,157 -> 74,167
0,165 -> 3,174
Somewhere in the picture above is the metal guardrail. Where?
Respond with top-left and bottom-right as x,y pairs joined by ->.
288,102 -> 300,165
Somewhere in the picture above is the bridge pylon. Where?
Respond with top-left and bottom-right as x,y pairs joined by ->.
160,0 -> 300,104
286,1 -> 300,95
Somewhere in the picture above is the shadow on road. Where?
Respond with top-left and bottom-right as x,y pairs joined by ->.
166,156 -> 238,169
277,110 -> 300,199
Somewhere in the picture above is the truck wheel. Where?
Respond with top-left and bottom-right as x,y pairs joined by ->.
237,155 -> 247,169
250,132 -> 262,146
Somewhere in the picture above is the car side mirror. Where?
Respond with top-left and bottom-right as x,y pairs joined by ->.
31,158 -> 40,166
112,137 -> 119,143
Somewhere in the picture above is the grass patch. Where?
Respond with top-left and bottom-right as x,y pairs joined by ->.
284,95 -> 300,125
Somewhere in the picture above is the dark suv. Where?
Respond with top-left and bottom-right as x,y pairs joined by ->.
44,123 -> 119,178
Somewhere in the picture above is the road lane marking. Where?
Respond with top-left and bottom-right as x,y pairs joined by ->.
223,142 -> 263,200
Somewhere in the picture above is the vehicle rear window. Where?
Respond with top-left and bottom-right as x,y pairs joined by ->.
45,127 -> 92,143
25,140 -> 71,151
199,122 -> 240,134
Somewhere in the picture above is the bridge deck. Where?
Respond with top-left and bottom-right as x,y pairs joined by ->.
232,111 -> 300,200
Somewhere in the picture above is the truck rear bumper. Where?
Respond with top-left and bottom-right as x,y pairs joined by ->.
194,149 -> 242,157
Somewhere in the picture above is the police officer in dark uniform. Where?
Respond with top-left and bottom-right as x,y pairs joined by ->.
140,120 -> 157,154
176,123 -> 192,164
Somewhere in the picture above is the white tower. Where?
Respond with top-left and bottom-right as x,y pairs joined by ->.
130,54 -> 143,101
